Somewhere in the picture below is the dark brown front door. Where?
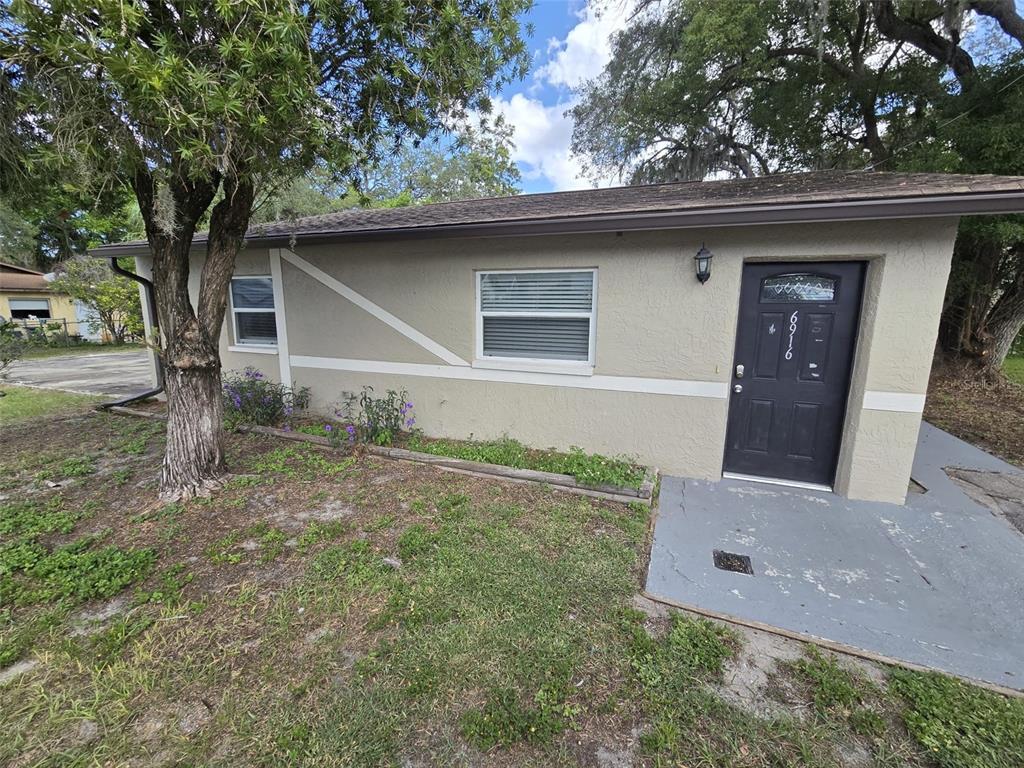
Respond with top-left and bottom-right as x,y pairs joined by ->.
723,261 -> 865,487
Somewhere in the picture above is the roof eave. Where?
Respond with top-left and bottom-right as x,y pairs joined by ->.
91,190 -> 1024,258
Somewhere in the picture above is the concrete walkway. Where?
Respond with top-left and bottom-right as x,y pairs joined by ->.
6,350 -> 152,398
646,422 -> 1024,689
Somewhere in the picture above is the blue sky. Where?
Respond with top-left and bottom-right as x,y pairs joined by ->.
491,1 -> 636,194
490,0 -> 1023,195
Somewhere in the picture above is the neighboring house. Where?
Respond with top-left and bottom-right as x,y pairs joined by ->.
95,171 -> 1024,504
73,300 -> 105,341
0,261 -> 78,331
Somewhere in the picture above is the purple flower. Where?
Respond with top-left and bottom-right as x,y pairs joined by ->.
324,424 -> 333,432
406,417 -> 415,428
345,425 -> 356,435
406,402 -> 414,410
282,424 -> 292,432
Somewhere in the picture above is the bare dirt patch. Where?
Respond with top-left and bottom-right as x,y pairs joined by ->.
925,363 -> 1024,468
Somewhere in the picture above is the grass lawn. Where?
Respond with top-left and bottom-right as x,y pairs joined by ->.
2,390 -> 1023,767
1005,355 -> 1024,386
0,384 -> 100,424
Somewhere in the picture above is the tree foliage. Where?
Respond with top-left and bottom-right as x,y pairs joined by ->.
364,119 -> 521,204
0,0 -> 529,499
49,258 -> 144,343
571,0 -> 1024,370
0,188 -> 139,271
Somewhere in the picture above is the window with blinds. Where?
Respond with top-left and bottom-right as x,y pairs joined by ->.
477,270 -> 596,365
230,276 -> 278,345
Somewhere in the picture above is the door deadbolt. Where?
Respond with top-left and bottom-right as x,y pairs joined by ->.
735,364 -> 744,378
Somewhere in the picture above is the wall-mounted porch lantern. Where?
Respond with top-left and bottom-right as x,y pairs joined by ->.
694,243 -> 713,284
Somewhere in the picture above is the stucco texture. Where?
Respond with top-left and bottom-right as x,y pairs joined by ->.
0,293 -> 77,325
142,216 -> 958,501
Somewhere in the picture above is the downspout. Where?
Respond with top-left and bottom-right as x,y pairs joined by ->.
100,257 -> 165,408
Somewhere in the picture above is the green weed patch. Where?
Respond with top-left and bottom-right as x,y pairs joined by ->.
406,435 -> 646,490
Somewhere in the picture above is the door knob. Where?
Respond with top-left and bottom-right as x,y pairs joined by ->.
735,364 -> 744,378
733,384 -> 743,393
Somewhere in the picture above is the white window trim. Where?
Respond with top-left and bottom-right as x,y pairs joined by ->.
229,275 -> 278,349
228,344 -> 278,355
474,267 -> 597,375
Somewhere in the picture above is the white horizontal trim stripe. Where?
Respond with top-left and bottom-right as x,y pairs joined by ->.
722,472 -> 833,493
290,356 -> 728,399
862,390 -> 926,413
228,344 -> 278,355
280,249 -> 469,367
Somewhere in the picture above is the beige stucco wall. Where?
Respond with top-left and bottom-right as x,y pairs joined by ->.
139,216 -> 958,504
0,292 -> 77,324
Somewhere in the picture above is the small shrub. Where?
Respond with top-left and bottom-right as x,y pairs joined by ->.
341,386 -> 414,446
222,367 -> 310,429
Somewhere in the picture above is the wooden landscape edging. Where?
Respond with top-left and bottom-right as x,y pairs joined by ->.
103,406 -> 657,506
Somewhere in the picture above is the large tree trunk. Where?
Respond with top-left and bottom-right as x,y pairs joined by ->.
133,168 -> 222,500
161,342 -> 226,496
939,227 -> 1024,377
984,272 -> 1024,372
143,170 -> 255,501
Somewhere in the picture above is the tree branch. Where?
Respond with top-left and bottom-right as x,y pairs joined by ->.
872,0 -> 977,85
969,0 -> 1024,47
766,46 -> 855,79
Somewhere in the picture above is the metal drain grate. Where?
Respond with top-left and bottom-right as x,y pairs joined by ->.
713,550 -> 754,575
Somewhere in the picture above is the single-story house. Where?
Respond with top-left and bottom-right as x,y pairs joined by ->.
0,261 -> 79,330
95,171 -> 1024,504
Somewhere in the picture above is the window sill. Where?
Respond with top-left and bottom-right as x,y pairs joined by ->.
472,358 -> 594,376
228,344 -> 278,355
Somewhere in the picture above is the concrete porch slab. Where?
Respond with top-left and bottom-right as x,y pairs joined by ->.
646,422 -> 1024,689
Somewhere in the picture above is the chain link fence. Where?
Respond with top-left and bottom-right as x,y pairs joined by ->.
6,317 -> 139,347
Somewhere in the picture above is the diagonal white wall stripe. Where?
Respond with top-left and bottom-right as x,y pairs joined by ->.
290,355 -> 730,398
279,249 -> 469,366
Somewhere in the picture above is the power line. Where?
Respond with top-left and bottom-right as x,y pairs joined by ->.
864,68 -> 1024,171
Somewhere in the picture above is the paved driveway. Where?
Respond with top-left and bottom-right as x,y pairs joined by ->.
6,350 -> 152,398
646,422 -> 1024,689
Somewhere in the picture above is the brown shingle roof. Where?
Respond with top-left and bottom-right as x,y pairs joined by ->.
0,262 -> 52,293
93,171 -> 1024,255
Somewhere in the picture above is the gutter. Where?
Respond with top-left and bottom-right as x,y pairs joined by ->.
89,190 -> 1024,257
99,258 -> 165,408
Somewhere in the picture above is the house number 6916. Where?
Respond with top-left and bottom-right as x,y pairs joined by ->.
785,310 -> 798,360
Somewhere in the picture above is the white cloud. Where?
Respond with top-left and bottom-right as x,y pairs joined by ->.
490,93 -> 592,191
537,0 -> 636,89
494,0 -> 636,191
